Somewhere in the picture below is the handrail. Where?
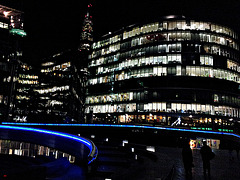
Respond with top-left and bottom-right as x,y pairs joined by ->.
2,122 -> 240,140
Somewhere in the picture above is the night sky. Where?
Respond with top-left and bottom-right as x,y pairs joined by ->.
1,0 -> 240,65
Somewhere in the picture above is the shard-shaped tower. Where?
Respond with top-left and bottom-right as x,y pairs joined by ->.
79,2 -> 93,51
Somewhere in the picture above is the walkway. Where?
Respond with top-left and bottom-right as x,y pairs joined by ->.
88,137 -> 240,180
167,147 -> 240,180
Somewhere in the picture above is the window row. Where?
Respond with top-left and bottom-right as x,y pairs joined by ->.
40,62 -> 71,73
227,60 -> 240,72
85,102 -> 239,118
16,95 -> 30,100
96,54 -> 182,74
93,35 -> 121,49
214,94 -> 240,105
34,85 -> 70,94
86,91 -> 240,107
91,43 -> 239,64
185,66 -> 239,82
88,66 -> 240,85
86,92 -> 134,104
19,74 -> 38,79
100,43 -> 121,56
122,20 -> 237,40
123,23 -> 159,40
131,32 -> 238,50
0,21 -> 8,29
18,80 -> 38,85
92,20 -> 238,51
200,55 -> 213,66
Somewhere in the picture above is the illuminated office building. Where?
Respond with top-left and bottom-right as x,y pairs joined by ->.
30,49 -> 87,123
32,52 -> 73,123
0,4 -> 26,121
13,62 -> 39,122
86,15 -> 240,132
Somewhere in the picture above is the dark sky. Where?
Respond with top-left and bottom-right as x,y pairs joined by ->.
1,0 -> 240,65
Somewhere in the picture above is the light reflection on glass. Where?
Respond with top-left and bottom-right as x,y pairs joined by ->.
0,139 -> 75,163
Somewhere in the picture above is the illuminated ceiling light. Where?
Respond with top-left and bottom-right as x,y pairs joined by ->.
146,146 -> 155,152
165,15 -> 176,19
135,154 -> 138,160
122,140 -> 128,146
3,11 -> 10,17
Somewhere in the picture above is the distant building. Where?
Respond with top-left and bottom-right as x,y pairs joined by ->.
3,1 -> 93,123
0,4 -> 26,121
33,52 -> 73,123
32,49 -> 89,123
86,16 -> 240,132
13,62 -> 39,122
79,2 -> 93,52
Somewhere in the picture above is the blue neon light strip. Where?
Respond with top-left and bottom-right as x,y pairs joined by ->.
0,125 -> 96,164
2,122 -> 240,139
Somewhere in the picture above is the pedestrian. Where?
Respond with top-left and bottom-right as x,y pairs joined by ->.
182,141 -> 193,178
200,141 -> 214,176
229,147 -> 234,161
235,146 -> 239,160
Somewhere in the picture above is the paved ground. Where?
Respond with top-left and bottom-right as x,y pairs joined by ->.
174,150 -> 240,180
88,140 -> 240,180
0,155 -> 85,180
161,147 -> 240,180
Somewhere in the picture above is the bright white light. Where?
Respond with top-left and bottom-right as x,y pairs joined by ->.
165,15 -> 175,19
131,148 -> 134,152
146,146 -> 155,152
91,135 -> 95,138
122,140 -> 128,146
105,138 -> 108,142
135,154 -> 138,160
171,117 -> 181,126
3,11 -> 10,17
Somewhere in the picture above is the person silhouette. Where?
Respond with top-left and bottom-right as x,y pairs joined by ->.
200,141 -> 213,176
182,141 -> 193,178
236,146 -> 239,160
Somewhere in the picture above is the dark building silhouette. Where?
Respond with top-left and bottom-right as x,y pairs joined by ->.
22,2 -> 94,123
0,4 -> 26,122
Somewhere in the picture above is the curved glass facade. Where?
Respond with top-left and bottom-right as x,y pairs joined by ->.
86,16 -> 240,132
